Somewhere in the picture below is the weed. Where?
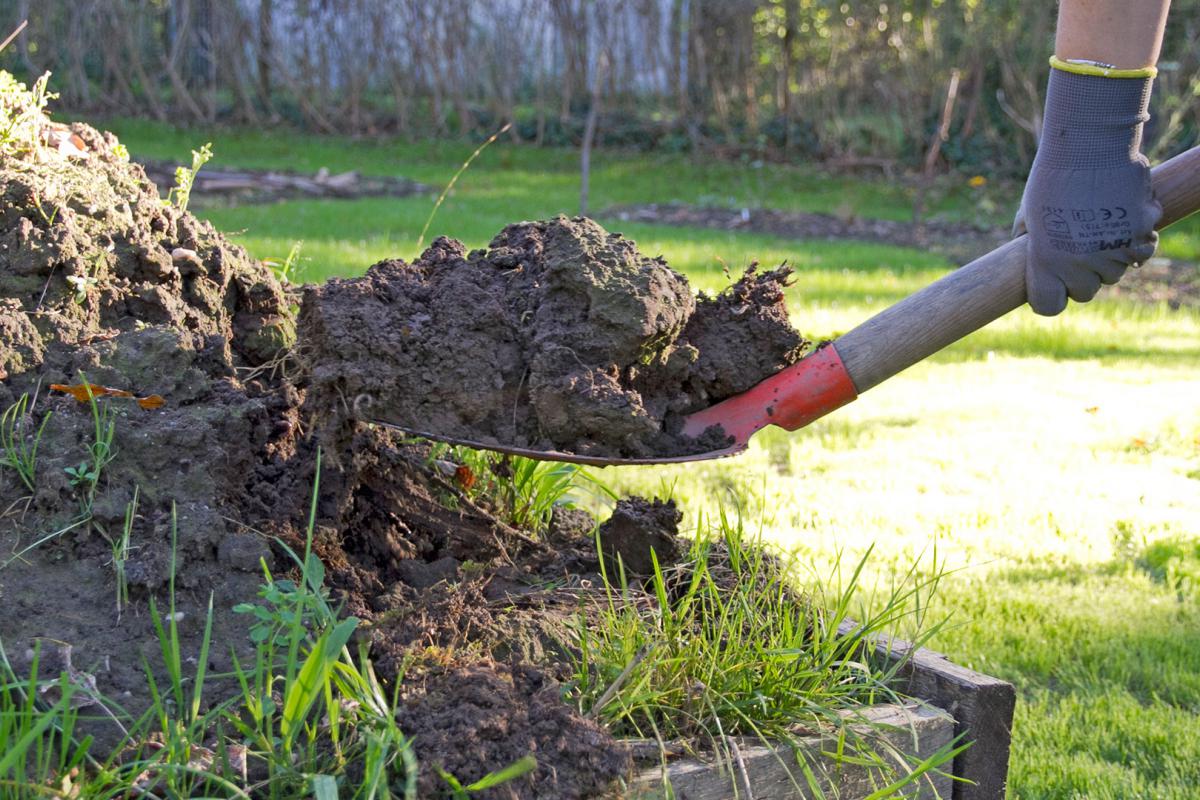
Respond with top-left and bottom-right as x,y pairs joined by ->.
105,486 -> 138,617
500,456 -> 608,530
0,393 -> 50,494
428,443 -> 615,531
64,274 -> 95,303
166,141 -> 213,213
64,251 -> 106,304
572,507 -> 958,798
234,559 -> 333,647
63,378 -> 117,518
438,754 -> 538,798
0,641 -> 88,795
0,68 -> 54,159
29,189 -> 61,227
416,122 -> 512,252
264,240 -> 304,286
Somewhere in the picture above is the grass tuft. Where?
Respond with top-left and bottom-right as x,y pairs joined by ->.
0,393 -> 50,495
572,506 -> 957,797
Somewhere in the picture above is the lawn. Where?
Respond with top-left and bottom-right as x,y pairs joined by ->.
106,118 -> 1200,799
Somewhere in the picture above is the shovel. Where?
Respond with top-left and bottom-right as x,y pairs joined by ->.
380,145 -> 1200,466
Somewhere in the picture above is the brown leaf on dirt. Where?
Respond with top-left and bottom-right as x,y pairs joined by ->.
454,464 -> 476,491
50,383 -> 165,410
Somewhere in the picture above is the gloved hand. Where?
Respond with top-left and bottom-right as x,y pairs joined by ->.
1014,59 -> 1161,316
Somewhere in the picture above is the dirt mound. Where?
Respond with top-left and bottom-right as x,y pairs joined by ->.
0,119 -> 298,735
298,216 -> 809,458
0,113 -> 631,794
396,661 -> 627,800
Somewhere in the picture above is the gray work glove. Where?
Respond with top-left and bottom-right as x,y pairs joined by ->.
1014,65 -> 1160,316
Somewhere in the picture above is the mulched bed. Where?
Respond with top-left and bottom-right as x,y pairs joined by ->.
603,202 -> 1009,264
138,159 -> 429,205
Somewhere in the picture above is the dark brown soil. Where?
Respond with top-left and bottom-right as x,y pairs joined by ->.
298,216 -> 809,458
604,202 -> 1009,265
598,497 -> 683,576
395,661 -> 627,800
0,120 -> 295,736
0,116 -> 633,794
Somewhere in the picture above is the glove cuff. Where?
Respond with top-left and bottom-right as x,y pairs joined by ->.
1038,66 -> 1153,170
1048,55 -> 1157,80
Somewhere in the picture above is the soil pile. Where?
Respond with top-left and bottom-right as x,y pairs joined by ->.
0,118 -> 297,722
298,216 -> 809,458
0,110 -> 627,794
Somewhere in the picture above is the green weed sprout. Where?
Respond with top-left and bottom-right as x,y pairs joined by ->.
438,754 -> 538,798
428,443 -> 615,532
0,68 -> 55,160
63,379 -> 116,518
0,393 -> 50,494
264,240 -> 304,286
167,142 -> 214,213
108,486 -> 139,616
503,456 -> 611,530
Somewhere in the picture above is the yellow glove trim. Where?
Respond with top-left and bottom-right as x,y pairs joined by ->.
1050,55 -> 1157,80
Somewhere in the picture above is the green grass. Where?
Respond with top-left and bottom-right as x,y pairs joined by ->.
574,512 -> 962,797
0,457 -> 546,799
101,119 -> 1200,799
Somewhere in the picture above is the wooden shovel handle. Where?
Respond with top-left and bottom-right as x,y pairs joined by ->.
835,145 -> 1200,393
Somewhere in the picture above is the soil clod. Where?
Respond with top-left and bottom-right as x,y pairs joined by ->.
598,496 -> 684,575
298,216 -> 809,458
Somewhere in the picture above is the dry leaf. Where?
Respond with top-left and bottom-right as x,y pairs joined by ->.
50,383 -> 165,410
455,464 -> 477,491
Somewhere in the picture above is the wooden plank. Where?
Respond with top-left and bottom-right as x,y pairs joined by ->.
630,703 -> 954,800
841,622 -> 1016,800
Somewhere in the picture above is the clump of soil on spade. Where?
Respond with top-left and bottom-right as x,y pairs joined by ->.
298,216 -> 810,458
0,111 -> 633,795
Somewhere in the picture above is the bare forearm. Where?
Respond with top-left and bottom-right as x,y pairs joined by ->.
1056,0 -> 1171,68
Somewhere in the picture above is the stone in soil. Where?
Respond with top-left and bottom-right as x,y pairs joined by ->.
298,216 -> 810,459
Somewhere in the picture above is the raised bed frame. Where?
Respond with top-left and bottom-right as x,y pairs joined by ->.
631,627 -> 1015,800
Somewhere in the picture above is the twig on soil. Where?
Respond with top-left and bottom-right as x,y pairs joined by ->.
1,494 -> 33,520
35,263 -> 57,310
586,644 -> 651,720
424,469 -> 541,552
512,368 -> 529,436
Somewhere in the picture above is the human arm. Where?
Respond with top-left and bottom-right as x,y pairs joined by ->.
1016,0 -> 1171,315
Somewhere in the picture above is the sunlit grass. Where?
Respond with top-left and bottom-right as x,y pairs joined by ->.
101,119 -> 1200,799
